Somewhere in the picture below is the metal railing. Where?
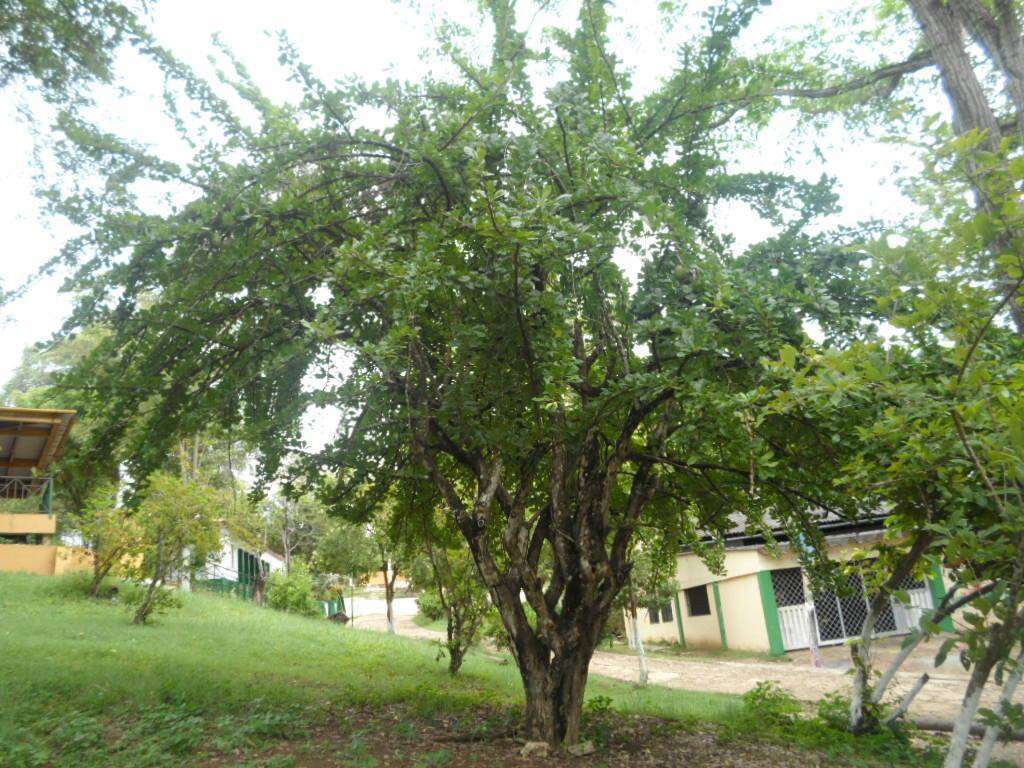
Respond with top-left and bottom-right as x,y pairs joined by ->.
0,477 -> 53,512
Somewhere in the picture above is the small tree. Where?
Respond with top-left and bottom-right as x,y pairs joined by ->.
124,472 -> 221,625
77,482 -> 135,597
423,540 -> 490,675
266,560 -> 320,617
617,541 -> 679,687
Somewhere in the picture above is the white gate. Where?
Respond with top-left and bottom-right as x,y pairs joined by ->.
778,604 -> 810,651
770,568 -> 933,652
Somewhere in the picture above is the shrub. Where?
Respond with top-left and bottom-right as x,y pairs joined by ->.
742,681 -> 801,726
266,563 -> 319,617
50,572 -> 140,602
416,591 -> 445,622
121,584 -> 182,619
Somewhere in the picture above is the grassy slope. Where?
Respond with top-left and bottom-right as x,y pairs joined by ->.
0,573 -> 944,767
0,573 -> 739,718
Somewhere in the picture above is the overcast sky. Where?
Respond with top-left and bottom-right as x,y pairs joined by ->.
0,0 -> 927,445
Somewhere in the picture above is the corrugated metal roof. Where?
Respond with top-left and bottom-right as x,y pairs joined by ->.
0,407 -> 77,478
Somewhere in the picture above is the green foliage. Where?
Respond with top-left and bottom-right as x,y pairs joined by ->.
741,681 -> 802,727
417,591 -> 445,622
311,520 -> 377,583
266,562 -> 319,617
121,472 -> 224,624
0,0 -> 139,102
16,0 -> 981,745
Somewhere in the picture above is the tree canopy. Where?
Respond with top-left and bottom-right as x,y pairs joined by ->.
11,0 -> 1024,759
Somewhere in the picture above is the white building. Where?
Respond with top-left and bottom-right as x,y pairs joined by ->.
195,528 -> 286,585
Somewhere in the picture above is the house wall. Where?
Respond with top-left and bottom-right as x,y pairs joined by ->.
0,544 -> 56,574
0,513 -> 57,536
679,588 -> 722,649
0,544 -> 91,575
197,532 -> 285,582
54,546 -> 93,575
670,531 -> 889,654
626,604 -> 680,646
716,574 -> 769,652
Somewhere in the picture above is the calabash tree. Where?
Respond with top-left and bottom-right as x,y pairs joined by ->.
40,0 -> 865,746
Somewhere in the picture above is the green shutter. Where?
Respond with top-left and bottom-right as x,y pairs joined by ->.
929,565 -> 955,633
672,591 -> 686,648
712,582 -> 728,649
757,571 -> 786,657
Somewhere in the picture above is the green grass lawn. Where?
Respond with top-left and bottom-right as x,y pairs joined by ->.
0,573 -> 946,767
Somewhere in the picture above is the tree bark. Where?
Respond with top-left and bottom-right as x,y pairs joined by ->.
972,650 -> 1024,768
850,535 -> 933,732
907,0 -> 1024,335
380,548 -> 397,634
518,643 -> 596,747
946,659 -> 995,768
627,579 -> 649,686
89,548 -> 120,597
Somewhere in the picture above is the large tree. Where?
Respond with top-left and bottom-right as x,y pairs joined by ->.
38,0 -> 863,747
0,0 -> 141,101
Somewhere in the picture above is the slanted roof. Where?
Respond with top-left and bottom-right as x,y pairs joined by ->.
712,509 -> 890,550
0,407 -> 77,478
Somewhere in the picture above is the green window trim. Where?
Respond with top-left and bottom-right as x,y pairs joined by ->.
757,571 -> 786,657
712,582 -> 728,650
929,565 -> 955,633
672,591 -> 686,648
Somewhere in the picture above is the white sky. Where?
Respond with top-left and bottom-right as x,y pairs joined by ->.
0,0 -> 929,447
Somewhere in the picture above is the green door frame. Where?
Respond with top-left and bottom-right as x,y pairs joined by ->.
928,564 -> 956,633
672,591 -> 686,648
757,571 -> 787,656
711,582 -> 728,649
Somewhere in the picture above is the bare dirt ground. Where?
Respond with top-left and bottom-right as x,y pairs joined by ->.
210,703 -> 837,768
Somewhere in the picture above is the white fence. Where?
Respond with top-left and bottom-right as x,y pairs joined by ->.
777,585 -> 933,651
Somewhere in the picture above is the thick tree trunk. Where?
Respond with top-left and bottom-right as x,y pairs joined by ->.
447,633 -> 466,675
908,0 -> 1024,335
519,647 -> 594,747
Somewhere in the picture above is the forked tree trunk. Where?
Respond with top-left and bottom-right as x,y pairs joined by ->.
133,534 -> 166,625
519,646 -> 596,746
850,535 -> 933,732
491,580 -> 614,747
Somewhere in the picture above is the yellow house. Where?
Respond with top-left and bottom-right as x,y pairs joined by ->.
627,515 -> 953,656
0,407 -> 91,576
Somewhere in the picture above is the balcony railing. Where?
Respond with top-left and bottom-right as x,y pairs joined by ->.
0,477 -> 54,512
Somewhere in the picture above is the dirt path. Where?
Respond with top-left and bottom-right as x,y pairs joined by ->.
357,614 -> 1000,723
